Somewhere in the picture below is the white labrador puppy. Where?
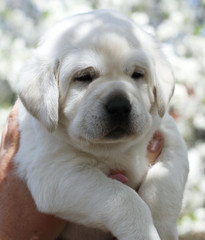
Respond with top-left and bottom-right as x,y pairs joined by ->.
15,10 -> 189,240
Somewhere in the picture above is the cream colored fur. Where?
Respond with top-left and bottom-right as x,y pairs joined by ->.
15,10 -> 189,240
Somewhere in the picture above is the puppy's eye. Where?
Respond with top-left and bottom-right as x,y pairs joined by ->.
75,74 -> 93,82
131,71 -> 144,80
74,67 -> 99,83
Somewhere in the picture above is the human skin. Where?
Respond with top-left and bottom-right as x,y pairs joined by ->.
0,102 -> 164,240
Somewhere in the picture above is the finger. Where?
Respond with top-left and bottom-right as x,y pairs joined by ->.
147,138 -> 163,153
0,121 -> 9,152
5,101 -> 20,148
147,131 -> 164,166
8,100 -> 19,121
0,101 -> 20,154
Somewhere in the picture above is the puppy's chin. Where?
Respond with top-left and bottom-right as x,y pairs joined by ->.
79,128 -> 139,145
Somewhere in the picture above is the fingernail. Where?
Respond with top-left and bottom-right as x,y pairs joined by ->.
148,138 -> 163,152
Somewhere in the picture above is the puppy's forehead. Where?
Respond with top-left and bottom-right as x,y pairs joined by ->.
39,10 -> 141,59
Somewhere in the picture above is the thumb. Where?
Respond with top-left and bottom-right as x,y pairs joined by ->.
147,132 -> 164,166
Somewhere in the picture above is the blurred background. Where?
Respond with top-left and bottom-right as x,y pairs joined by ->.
0,0 -> 205,239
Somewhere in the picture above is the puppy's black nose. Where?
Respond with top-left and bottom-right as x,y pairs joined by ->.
105,95 -> 131,117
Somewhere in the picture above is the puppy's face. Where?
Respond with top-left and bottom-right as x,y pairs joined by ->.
19,10 -> 174,151
61,33 -> 153,147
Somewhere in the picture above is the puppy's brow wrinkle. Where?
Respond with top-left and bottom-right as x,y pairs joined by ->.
73,66 -> 99,83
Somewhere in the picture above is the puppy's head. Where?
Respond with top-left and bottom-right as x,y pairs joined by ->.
19,10 -> 174,148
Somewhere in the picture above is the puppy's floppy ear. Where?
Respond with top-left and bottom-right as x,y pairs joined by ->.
134,27 -> 175,117
152,51 -> 175,117
19,56 -> 60,131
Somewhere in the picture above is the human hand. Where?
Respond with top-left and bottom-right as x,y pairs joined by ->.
0,101 -> 66,240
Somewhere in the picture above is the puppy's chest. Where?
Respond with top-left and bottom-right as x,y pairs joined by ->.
96,155 -> 149,190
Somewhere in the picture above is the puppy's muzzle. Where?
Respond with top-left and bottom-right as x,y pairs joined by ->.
104,93 -> 132,139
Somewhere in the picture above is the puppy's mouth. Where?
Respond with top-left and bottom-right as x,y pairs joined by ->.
106,127 -> 129,139
81,126 -> 135,144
